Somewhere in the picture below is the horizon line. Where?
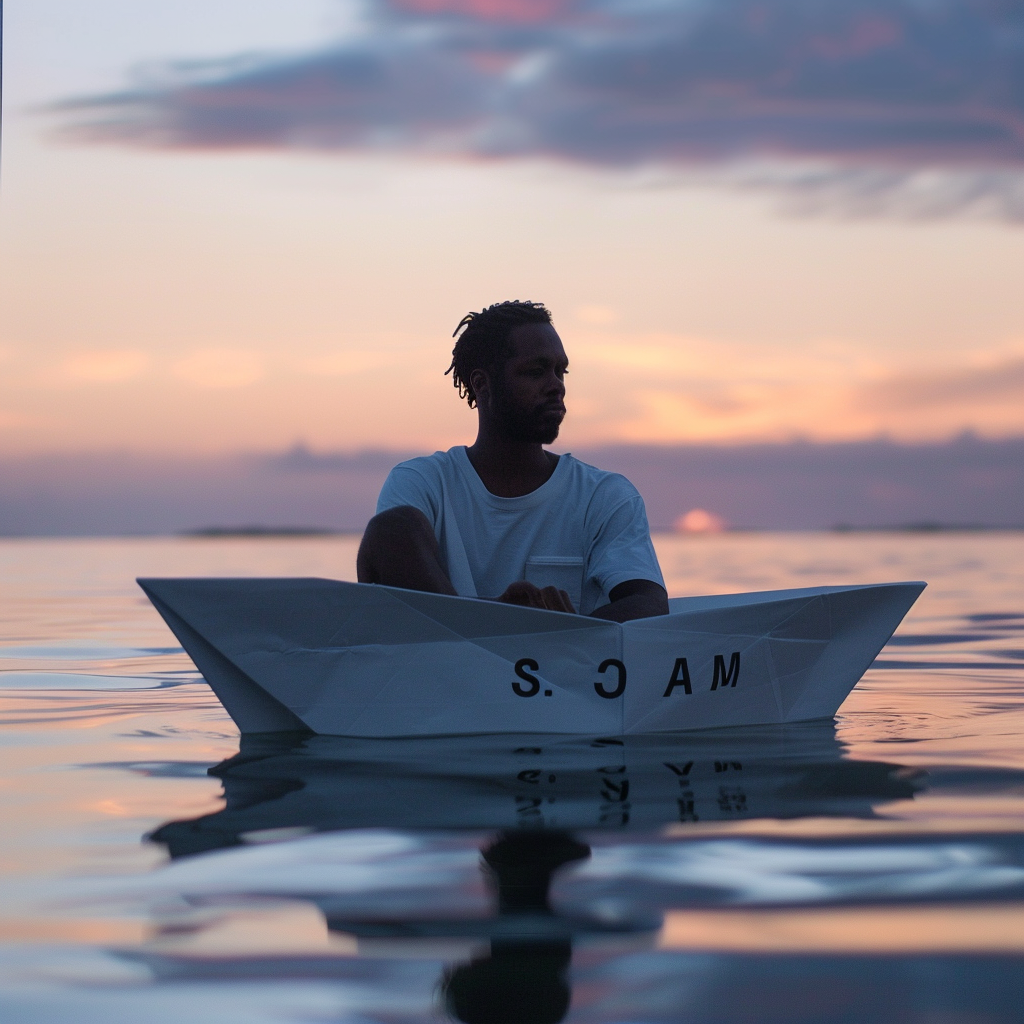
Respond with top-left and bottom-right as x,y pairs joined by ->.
1,430 -> 1022,461
2,524 -> 1023,541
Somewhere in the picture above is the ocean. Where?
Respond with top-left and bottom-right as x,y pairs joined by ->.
2,533 -> 1023,1023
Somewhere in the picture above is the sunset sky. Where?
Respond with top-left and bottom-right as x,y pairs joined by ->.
2,0 -> 1024,457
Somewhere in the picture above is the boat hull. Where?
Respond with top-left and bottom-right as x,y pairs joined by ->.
138,578 -> 925,736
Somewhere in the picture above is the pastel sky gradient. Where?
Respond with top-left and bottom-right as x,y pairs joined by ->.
2,0 -> 1024,455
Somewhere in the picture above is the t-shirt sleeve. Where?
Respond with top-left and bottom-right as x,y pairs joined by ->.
375,463 -> 441,526
585,485 -> 665,601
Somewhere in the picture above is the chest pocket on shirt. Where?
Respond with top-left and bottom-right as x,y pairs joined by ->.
525,555 -> 585,613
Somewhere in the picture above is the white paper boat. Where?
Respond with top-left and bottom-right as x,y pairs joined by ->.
138,577 -> 924,736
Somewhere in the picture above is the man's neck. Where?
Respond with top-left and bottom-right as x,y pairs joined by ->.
465,435 -> 559,498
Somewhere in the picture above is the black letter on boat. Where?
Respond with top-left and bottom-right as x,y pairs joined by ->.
594,658 -> 627,699
711,652 -> 741,690
513,658 -> 541,697
663,658 -> 692,696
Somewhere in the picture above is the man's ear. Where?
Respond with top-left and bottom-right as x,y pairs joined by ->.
470,368 -> 490,404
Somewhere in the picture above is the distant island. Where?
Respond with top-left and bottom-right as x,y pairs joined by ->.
831,522 -> 1024,534
181,526 -> 346,538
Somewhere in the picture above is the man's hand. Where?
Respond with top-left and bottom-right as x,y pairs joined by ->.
497,580 -> 576,613
590,579 -> 669,622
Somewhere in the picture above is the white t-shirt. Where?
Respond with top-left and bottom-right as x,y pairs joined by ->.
375,446 -> 664,615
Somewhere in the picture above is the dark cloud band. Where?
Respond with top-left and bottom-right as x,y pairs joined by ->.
52,1 -> 1024,176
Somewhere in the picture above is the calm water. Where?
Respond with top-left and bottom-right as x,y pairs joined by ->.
2,534 -> 1024,1023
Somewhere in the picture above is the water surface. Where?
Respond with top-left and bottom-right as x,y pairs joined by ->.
2,534 -> 1023,1023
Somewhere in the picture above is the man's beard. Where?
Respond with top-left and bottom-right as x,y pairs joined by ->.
492,379 -> 564,445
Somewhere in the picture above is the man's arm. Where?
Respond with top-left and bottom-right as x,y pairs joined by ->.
495,578 -> 666,617
589,579 -> 669,622
582,482 -> 667,622
357,505 -> 457,595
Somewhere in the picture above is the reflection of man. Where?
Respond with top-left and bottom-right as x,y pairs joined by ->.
357,301 -> 668,621
441,831 -> 590,1024
443,941 -> 572,1024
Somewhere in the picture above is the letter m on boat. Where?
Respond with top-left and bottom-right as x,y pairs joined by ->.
711,652 -> 740,690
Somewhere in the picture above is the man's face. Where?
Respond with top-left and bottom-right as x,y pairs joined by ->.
488,323 -> 568,445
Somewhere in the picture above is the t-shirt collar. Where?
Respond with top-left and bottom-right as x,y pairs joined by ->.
453,445 -> 569,508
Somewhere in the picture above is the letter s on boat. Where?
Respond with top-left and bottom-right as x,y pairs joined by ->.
513,658 -> 541,697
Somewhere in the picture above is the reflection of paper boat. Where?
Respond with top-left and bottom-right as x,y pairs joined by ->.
138,578 -> 924,737
150,723 -> 923,858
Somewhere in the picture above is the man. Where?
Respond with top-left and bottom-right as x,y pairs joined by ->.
357,300 -> 668,622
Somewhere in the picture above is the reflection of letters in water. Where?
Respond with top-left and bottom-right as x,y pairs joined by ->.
514,654 -> 741,698
146,724 -> 926,854
441,831 -> 590,1024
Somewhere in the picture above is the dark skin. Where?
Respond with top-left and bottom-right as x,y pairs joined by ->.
357,322 -> 669,622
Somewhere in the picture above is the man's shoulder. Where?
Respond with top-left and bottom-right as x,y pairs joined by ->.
378,449 -> 467,514
560,454 -> 642,501
388,447 -> 463,478
382,447 -> 466,495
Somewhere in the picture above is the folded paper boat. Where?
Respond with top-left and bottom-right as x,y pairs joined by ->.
139,578 -> 924,736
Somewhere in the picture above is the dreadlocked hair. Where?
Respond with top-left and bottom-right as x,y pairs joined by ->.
446,300 -> 553,407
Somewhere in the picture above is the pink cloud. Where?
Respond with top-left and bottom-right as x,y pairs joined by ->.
389,0 -> 577,22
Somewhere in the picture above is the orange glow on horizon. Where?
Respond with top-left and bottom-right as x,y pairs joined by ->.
674,509 -> 727,533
